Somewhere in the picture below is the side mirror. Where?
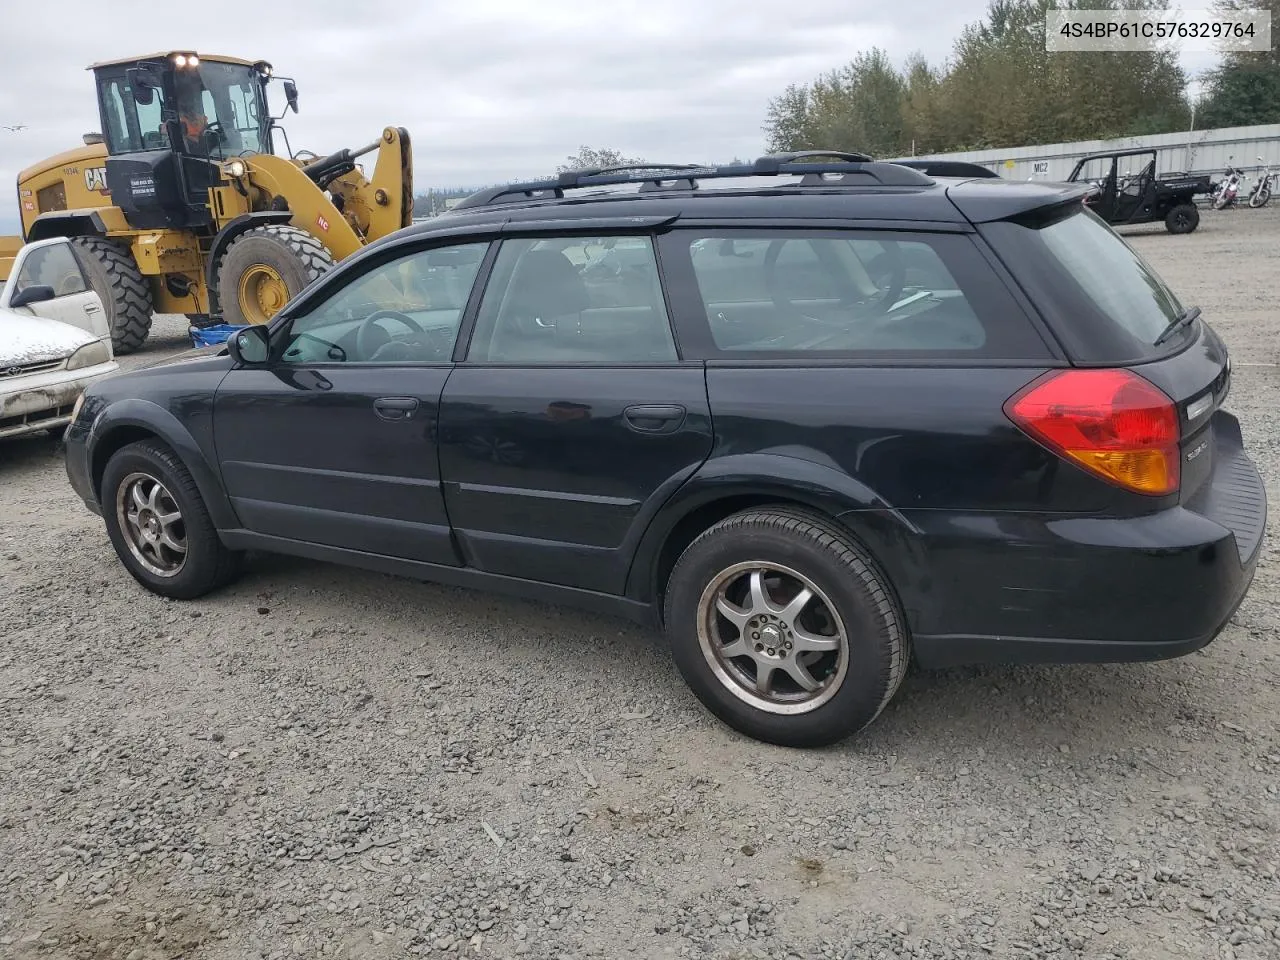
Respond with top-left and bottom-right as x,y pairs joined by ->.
9,284 -> 56,309
126,66 -> 160,105
227,324 -> 270,364
283,80 -> 299,113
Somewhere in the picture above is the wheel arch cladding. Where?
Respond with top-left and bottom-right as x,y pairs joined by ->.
629,454 -> 921,624
27,212 -> 107,242
90,404 -> 239,531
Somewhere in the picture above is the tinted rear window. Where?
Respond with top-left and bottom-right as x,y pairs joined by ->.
664,228 -> 1053,361
981,208 -> 1191,362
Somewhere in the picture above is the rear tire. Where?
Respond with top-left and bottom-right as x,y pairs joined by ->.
1165,203 -> 1199,234
70,236 -> 154,354
663,507 -> 909,748
217,225 -> 334,326
100,440 -> 243,600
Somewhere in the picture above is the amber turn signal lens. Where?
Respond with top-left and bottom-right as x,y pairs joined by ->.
1004,369 -> 1180,496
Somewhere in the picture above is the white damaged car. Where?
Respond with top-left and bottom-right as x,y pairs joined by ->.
1,237 -> 119,441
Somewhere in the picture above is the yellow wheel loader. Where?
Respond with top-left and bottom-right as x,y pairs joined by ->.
0,51 -> 413,353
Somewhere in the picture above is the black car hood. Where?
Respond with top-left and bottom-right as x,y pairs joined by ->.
138,342 -> 230,370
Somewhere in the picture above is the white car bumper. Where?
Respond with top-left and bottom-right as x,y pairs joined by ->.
0,360 -> 119,440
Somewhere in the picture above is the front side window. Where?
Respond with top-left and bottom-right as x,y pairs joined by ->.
681,230 -> 1039,357
14,243 -> 88,298
466,235 -> 678,363
276,242 -> 490,364
99,76 -> 167,153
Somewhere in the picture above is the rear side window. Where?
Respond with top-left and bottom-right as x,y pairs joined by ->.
981,208 -> 1189,362
671,229 -> 1049,360
466,235 -> 678,363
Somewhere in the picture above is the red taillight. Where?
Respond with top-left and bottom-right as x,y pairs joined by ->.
1004,369 -> 1180,496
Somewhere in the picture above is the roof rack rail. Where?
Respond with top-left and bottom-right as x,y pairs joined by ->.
451,150 -> 933,211
751,150 -> 874,172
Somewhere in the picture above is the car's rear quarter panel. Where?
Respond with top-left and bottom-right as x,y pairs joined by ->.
704,364 -> 1100,633
702,354 -> 1261,653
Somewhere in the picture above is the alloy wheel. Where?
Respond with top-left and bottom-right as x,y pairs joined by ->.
116,472 -> 188,578
696,561 -> 848,715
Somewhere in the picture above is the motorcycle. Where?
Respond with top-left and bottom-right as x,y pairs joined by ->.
1248,155 -> 1274,208
1213,160 -> 1244,209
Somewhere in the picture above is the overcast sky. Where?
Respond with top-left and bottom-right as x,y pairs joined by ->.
0,0 -> 1217,231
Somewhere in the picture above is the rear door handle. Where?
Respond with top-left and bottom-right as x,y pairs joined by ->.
623,403 -> 686,434
374,396 -> 419,421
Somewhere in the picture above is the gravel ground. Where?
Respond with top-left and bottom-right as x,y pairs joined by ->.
2,207 -> 1279,960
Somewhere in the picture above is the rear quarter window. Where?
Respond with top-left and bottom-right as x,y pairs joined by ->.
665,229 -> 1052,361
980,207 -> 1191,363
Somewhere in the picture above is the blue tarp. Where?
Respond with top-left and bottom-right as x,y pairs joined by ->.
189,324 -> 248,348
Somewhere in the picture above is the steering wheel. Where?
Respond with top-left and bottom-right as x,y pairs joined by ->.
196,121 -> 227,151
355,309 -> 426,359
763,239 -> 905,328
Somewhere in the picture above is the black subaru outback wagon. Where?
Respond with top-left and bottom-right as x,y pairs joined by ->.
64,151 -> 1265,748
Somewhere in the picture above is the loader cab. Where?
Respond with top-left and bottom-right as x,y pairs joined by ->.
91,52 -> 277,232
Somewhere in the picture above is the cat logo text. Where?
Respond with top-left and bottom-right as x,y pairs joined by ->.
83,167 -> 109,194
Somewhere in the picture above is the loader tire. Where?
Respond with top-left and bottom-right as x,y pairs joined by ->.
217,225 -> 334,326
71,236 -> 154,354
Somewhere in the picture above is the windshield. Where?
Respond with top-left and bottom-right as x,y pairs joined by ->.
173,61 -> 271,157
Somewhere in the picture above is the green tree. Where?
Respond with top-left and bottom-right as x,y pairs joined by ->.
1198,0 -> 1280,127
764,84 -> 811,153
557,146 -> 646,173
763,48 -> 906,155
762,0 -> 1190,158
938,0 -> 1185,148
901,54 -> 943,154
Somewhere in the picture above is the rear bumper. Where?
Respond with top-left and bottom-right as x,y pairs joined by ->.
902,419 -> 1265,668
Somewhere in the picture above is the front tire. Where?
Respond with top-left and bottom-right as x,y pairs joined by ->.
70,236 -> 154,354
1165,203 -> 1199,234
217,225 -> 334,326
1249,187 -> 1271,208
100,440 -> 242,599
663,508 -> 909,748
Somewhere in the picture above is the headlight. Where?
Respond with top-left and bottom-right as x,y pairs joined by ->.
66,339 -> 112,371
70,392 -> 86,423
224,159 -> 247,179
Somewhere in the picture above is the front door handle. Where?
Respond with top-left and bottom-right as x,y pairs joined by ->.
623,403 -> 686,434
374,396 -> 419,421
